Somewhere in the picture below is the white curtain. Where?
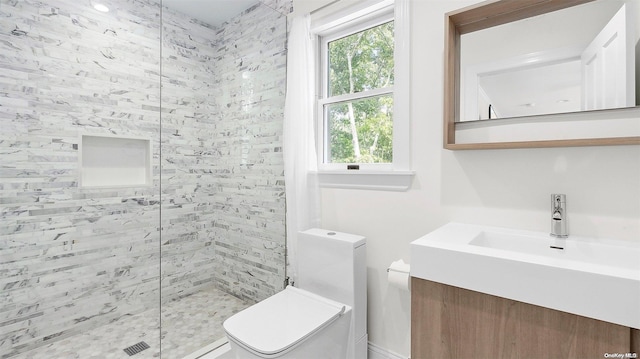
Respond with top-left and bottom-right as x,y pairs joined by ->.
283,14 -> 320,285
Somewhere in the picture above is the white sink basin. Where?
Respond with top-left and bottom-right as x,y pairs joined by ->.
410,223 -> 640,329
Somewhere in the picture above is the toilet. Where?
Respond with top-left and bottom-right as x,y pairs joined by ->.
223,229 -> 367,359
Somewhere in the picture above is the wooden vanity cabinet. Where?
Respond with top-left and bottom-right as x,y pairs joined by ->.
411,277 -> 639,359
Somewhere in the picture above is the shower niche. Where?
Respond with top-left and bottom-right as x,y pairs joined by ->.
79,134 -> 152,187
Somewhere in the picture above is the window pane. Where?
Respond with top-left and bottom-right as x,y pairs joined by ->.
328,21 -> 394,97
325,94 -> 393,164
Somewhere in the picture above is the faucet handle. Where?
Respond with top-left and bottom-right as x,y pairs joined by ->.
552,194 -> 565,206
550,194 -> 568,238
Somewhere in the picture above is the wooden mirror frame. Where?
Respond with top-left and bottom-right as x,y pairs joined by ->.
443,0 -> 640,150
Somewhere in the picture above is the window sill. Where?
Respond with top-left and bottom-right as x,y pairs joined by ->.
317,170 -> 414,191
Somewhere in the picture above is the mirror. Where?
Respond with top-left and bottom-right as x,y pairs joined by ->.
444,0 -> 640,149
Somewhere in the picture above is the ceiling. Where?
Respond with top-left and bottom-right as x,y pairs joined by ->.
162,0 -> 260,27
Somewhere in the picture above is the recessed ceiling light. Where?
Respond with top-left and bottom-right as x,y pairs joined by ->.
94,3 -> 109,12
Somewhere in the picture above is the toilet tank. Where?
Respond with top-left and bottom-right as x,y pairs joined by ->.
297,229 -> 366,357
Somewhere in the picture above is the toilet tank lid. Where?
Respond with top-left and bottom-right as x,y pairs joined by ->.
223,286 -> 348,356
300,228 -> 366,247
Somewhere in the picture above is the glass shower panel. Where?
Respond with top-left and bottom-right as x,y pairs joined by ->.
159,0 -> 289,356
0,0 -> 162,357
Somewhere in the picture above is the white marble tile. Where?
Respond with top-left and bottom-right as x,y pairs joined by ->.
0,0 -> 290,356
12,286 -> 250,359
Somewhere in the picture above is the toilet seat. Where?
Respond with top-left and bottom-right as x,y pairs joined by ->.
223,286 -> 348,358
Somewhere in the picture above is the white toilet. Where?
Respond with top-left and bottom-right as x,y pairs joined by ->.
223,229 -> 367,359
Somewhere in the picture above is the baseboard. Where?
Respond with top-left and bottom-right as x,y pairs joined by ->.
367,342 -> 408,359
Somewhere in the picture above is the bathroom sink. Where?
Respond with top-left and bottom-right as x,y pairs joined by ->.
410,223 -> 640,329
470,230 -> 556,256
469,230 -> 640,269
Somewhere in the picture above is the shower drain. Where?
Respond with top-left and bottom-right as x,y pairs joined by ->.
123,341 -> 150,356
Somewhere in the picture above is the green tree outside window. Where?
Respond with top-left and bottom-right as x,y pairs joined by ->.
326,21 -> 394,164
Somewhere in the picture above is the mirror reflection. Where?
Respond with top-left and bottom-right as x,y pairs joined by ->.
459,0 -> 640,122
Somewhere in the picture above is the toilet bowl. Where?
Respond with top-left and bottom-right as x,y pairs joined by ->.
223,286 -> 352,358
223,229 -> 367,359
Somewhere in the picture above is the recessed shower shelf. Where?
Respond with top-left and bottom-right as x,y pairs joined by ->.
79,135 -> 152,188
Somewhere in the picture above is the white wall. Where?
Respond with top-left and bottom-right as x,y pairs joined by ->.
293,0 -> 640,357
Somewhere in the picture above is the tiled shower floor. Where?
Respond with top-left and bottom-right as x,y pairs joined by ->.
13,287 -> 251,359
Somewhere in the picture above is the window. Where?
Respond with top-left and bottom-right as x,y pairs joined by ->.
322,18 -> 394,165
313,0 -> 412,190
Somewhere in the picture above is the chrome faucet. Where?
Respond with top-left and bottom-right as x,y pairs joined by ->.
550,194 -> 568,238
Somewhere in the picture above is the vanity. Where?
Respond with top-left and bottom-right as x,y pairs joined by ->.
412,0 -> 640,355
410,223 -> 640,358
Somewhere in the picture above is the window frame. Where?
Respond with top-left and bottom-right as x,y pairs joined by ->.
311,0 -> 413,191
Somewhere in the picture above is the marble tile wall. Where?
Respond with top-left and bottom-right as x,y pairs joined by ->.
207,1 -> 288,303
0,0 -> 289,356
0,0 -> 163,356
160,1 -> 288,303
261,0 -> 294,16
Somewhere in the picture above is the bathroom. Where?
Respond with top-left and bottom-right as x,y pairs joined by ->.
1,0 -> 639,359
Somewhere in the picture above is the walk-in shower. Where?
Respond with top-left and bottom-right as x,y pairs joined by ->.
0,0 -> 289,357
